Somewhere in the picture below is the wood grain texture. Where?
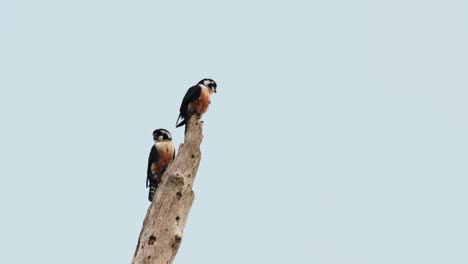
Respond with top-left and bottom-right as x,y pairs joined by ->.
132,117 -> 204,264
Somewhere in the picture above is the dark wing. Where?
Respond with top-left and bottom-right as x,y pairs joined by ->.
180,85 -> 201,113
176,85 -> 201,127
146,145 -> 159,188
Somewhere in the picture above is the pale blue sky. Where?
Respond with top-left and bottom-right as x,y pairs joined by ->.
0,0 -> 467,263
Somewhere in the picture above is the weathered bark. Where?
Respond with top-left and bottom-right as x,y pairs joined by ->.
132,117 -> 204,264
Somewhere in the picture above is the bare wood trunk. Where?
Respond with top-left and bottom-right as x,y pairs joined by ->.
132,117 -> 204,264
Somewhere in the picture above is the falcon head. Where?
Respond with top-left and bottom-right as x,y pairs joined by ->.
153,128 -> 172,142
198,78 -> 217,93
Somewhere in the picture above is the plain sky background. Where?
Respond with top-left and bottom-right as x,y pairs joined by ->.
0,0 -> 467,263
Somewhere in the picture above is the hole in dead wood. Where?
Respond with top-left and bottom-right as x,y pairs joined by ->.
170,176 -> 184,186
176,216 -> 180,224
191,154 -> 195,158
147,256 -> 151,260
188,174 -> 191,178
148,235 -> 156,245
172,235 -> 182,248
176,192 -> 182,200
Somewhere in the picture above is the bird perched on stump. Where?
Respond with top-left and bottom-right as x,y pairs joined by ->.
176,79 -> 217,128
147,129 -> 175,202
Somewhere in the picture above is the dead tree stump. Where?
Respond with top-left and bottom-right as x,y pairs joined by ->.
132,117 -> 204,264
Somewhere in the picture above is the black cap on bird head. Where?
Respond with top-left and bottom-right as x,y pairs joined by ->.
198,78 -> 217,93
152,128 -> 172,141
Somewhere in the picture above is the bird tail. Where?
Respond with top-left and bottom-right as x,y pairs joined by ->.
175,114 -> 186,128
148,185 -> 156,202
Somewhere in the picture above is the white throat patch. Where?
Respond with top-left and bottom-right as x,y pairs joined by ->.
155,141 -> 175,154
200,84 -> 214,95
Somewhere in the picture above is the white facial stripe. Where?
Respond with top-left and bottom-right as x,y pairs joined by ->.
158,130 -> 171,139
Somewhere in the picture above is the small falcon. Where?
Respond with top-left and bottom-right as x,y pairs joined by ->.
146,128 -> 175,202
176,78 -> 217,128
